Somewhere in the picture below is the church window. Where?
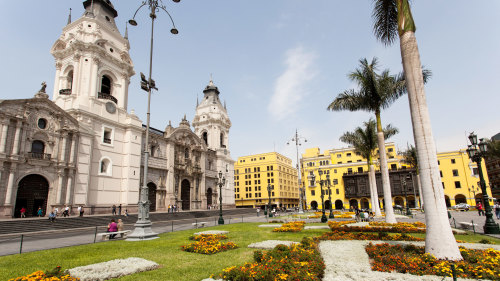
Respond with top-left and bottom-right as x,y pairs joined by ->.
38,118 -> 47,129
100,75 -> 112,95
184,148 -> 189,159
102,126 -> 114,145
202,132 -> 208,145
31,140 -> 45,158
67,70 -> 73,91
220,132 -> 225,148
150,144 -> 157,157
99,157 -> 112,176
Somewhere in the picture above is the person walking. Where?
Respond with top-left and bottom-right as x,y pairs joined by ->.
257,207 -> 260,217
494,201 -> 500,219
118,204 -> 122,216
477,202 -> 484,216
112,205 -> 117,216
78,205 -> 85,217
37,207 -> 43,217
63,205 -> 70,217
54,207 -> 59,217
20,207 -> 26,218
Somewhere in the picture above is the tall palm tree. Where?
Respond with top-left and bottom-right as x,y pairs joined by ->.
401,144 -> 423,209
340,119 -> 398,217
372,0 -> 462,260
328,57 -> 406,223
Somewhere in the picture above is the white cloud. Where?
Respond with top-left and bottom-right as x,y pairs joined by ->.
268,46 -> 318,120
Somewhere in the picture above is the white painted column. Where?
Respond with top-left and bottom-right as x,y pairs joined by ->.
60,133 -> 68,163
65,175 -> 73,205
4,169 -> 15,205
69,135 -> 76,164
12,121 -> 22,155
53,62 -> 62,99
56,172 -> 64,204
0,122 -> 7,153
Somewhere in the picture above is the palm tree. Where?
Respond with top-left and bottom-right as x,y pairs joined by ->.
328,57 -> 406,223
340,119 -> 398,217
401,144 -> 423,209
372,0 -> 462,260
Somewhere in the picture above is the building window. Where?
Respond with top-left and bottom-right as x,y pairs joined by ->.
333,179 -> 338,185
102,126 -> 114,145
454,181 -> 461,188
336,189 -> 339,195
440,171 -> 443,177
388,148 -> 393,152
346,153 -> 351,157
451,159 -> 456,164
99,157 -> 112,176
337,154 -> 341,158
347,168 -> 352,174
358,167 -> 363,173
100,75 -> 112,95
452,169 -> 459,177
38,118 -> 47,129
438,160 -> 440,165
202,132 -> 208,145
472,167 -> 479,176
442,182 -> 445,189
391,164 -> 397,169
311,190 -> 315,196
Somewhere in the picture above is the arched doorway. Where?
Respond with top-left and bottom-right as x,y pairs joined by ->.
361,198 -> 370,209
206,188 -> 213,208
455,194 -> 466,205
310,201 -> 318,210
394,197 -> 404,206
444,195 -> 451,208
324,200 -> 331,210
181,179 -> 190,210
335,200 -> 343,210
147,182 -> 157,212
475,193 -> 483,205
349,199 -> 358,209
15,174 -> 49,217
407,196 -> 416,208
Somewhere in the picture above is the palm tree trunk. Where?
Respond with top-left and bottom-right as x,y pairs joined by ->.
369,164 -> 382,216
375,113 -> 397,223
399,30 -> 462,260
367,164 -> 376,214
417,173 -> 423,209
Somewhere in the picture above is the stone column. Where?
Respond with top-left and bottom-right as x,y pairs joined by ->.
0,122 -> 8,153
60,133 -> 68,163
56,172 -> 64,205
65,175 -> 73,205
11,121 -> 22,155
4,168 -> 16,205
69,134 -> 77,164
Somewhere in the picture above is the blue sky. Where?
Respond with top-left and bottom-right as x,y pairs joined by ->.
1,1 -> 499,166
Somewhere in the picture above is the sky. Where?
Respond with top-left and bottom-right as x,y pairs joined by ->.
1,1 -> 499,167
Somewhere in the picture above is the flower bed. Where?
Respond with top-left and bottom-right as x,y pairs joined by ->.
318,230 -> 424,242
181,234 -> 238,255
189,234 -> 228,241
211,237 -> 325,280
273,221 -> 305,232
366,243 -> 500,280
334,213 -> 355,218
9,266 -> 79,281
369,221 -> 426,228
327,220 -> 356,228
329,225 -> 426,233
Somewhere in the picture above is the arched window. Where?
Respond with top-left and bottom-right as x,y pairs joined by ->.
67,70 -> 74,90
100,75 -> 112,95
220,132 -> 225,148
99,158 -> 112,176
202,132 -> 208,145
31,140 -> 45,158
184,148 -> 189,159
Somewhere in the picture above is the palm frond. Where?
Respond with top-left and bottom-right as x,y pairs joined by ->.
372,0 -> 398,46
382,123 -> 399,139
327,90 -> 369,112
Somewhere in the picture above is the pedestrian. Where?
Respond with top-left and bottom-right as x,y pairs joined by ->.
54,207 -> 59,217
78,205 -> 85,217
118,204 -> 122,216
493,201 -> 500,219
112,204 -> 116,216
37,207 -> 43,217
257,207 -> 260,217
63,205 -> 70,217
48,211 -> 56,222
125,209 -> 129,217
117,218 -> 124,238
107,219 -> 118,239
477,202 -> 484,216
20,207 -> 26,218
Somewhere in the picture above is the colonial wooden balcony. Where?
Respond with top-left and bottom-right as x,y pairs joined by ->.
59,89 -> 72,95
98,92 -> 118,104
27,152 -> 52,160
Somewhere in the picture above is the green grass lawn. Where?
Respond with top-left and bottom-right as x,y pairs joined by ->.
1,222 -> 498,281
0,223 -> 329,281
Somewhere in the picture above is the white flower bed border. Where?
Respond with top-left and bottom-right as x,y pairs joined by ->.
248,240 -> 299,249
68,257 -> 158,281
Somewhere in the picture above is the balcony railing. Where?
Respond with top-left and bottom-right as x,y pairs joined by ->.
103,138 -> 112,144
27,152 -> 52,160
59,89 -> 72,95
98,92 -> 118,104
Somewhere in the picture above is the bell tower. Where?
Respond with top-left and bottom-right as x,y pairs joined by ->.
51,0 -> 134,113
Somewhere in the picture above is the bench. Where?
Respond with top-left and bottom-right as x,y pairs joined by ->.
192,222 -> 208,229
97,230 -> 131,240
458,222 -> 478,230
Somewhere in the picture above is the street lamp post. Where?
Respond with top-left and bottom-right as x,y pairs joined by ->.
401,173 -> 412,216
287,129 -> 307,213
317,169 -> 328,223
327,177 -> 334,218
126,0 -> 179,241
267,184 -> 274,218
466,132 -> 500,234
217,171 -> 226,225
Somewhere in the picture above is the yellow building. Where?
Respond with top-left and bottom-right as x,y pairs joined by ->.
300,144 -> 492,210
437,150 -> 493,207
234,152 -> 299,209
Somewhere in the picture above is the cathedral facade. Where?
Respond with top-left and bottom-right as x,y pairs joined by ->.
0,0 -> 234,218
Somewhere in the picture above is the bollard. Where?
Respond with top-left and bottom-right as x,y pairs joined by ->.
472,220 -> 475,234
94,226 -> 98,243
19,234 -> 24,254
451,263 -> 457,281
171,221 -> 174,232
